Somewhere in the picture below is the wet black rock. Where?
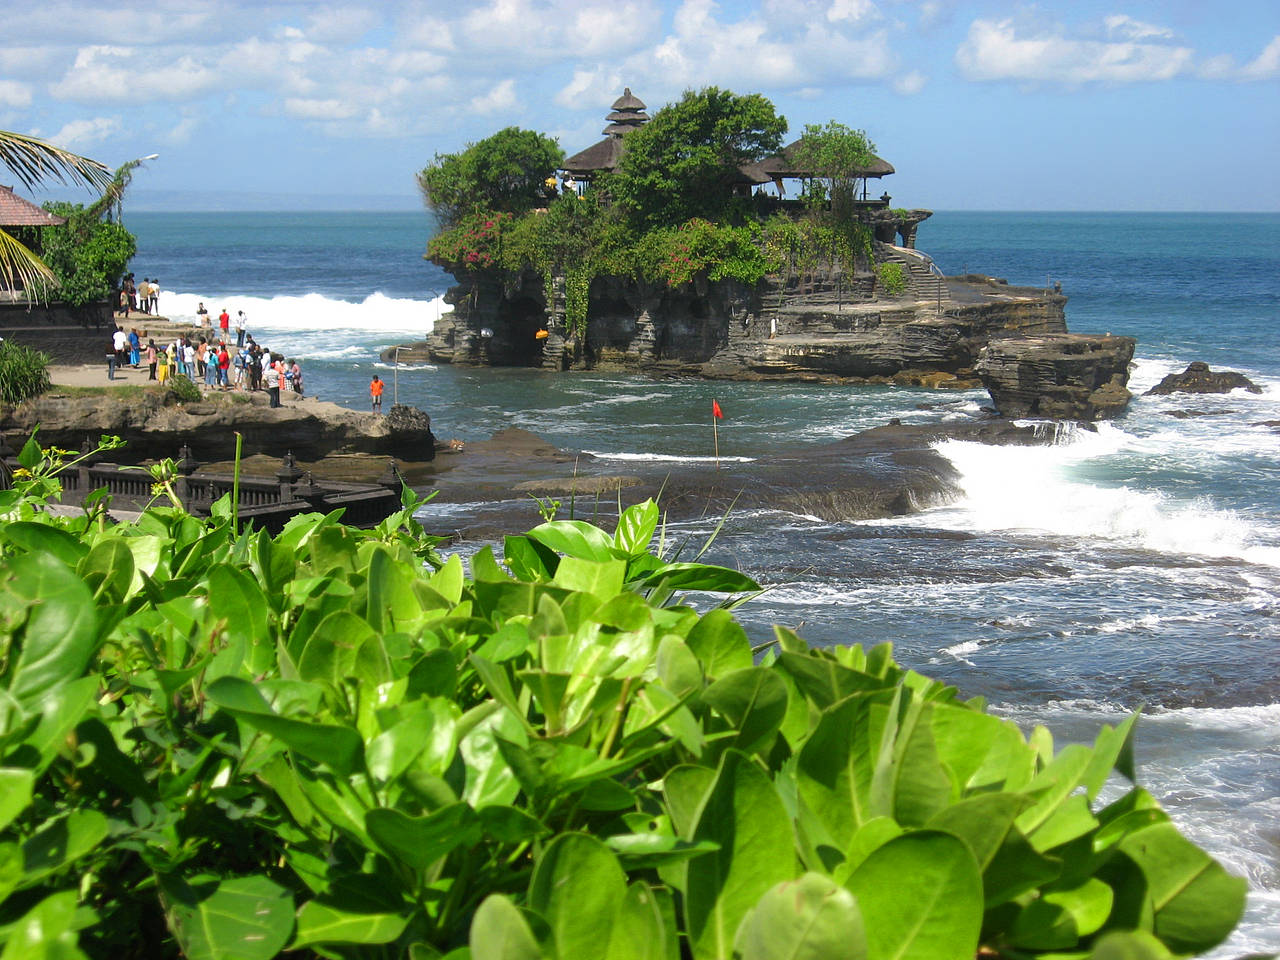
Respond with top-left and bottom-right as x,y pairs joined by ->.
1144,362 -> 1262,396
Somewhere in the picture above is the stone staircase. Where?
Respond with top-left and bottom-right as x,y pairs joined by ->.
877,244 -> 948,306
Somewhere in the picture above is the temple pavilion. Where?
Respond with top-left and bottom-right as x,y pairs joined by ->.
0,185 -> 66,299
558,89 -> 896,209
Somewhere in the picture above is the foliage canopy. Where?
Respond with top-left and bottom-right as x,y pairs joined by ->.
607,87 -> 787,229
418,127 -> 565,227
39,201 -> 137,308
0,434 -> 1248,960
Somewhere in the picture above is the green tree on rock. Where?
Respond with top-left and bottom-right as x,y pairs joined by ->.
608,87 -> 787,229
793,121 -> 878,222
418,127 -> 564,227
0,130 -> 112,297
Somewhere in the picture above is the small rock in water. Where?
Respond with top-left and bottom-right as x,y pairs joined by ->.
1144,361 -> 1262,396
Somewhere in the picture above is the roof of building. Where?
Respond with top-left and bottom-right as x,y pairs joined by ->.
611,88 -> 646,112
561,88 -> 651,174
739,139 -> 895,183
0,185 -> 67,227
562,136 -> 627,174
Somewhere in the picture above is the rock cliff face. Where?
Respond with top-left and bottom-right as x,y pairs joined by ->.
976,334 -> 1137,421
395,240 -> 1136,420
397,247 -> 1071,386
1,392 -> 436,463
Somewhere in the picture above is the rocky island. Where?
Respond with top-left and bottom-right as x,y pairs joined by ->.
392,87 -> 1133,421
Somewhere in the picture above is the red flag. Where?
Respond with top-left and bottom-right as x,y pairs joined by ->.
712,399 -> 723,419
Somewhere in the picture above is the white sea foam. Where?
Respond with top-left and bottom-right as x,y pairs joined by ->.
583,451 -> 756,463
911,424 -> 1280,567
159,290 -> 443,335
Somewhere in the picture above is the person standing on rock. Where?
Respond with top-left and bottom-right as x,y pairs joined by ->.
370,374 -> 384,414
236,310 -> 247,347
219,308 -> 230,337
106,337 -> 118,380
146,339 -> 158,380
112,326 -> 127,367
264,356 -> 281,408
149,280 -> 160,315
196,302 -> 209,327
128,328 -> 141,368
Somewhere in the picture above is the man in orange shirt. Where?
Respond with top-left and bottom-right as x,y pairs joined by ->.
370,374 -> 384,414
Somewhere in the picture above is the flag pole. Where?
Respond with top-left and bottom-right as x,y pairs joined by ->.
713,412 -> 719,470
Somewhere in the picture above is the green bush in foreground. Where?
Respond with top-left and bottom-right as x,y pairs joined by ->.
0,436 -> 1246,959
0,339 -> 52,404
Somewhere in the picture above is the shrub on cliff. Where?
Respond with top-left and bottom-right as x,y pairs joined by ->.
0,338 -> 51,403
0,435 -> 1246,959
418,127 -> 564,228
606,86 -> 787,229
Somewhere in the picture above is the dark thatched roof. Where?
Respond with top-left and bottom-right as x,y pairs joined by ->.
611,88 -> 646,111
562,137 -> 626,175
0,185 -> 66,227
738,139 -> 895,184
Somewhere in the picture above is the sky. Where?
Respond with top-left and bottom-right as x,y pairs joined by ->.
1,0 -> 1277,212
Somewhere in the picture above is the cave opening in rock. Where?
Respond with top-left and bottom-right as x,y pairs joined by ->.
491,296 -> 547,366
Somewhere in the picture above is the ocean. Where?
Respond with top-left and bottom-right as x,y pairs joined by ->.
130,210 -> 1280,954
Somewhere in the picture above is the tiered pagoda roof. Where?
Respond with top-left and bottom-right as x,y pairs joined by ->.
562,88 -> 650,176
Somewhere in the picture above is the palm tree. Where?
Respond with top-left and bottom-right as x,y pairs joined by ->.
0,130 -> 114,297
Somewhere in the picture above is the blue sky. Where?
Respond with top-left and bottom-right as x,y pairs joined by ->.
2,0 -> 1277,211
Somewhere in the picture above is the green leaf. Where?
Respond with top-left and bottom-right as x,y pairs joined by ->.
605,834 -> 721,868
638,562 -> 759,594
685,609 -> 753,679
701,667 -> 789,755
777,652 -> 886,710
505,535 -> 558,581
3,552 -> 98,706
366,803 -> 479,871
368,546 -> 426,632
686,750 -> 796,960
530,833 -> 627,959
845,831 -> 982,960
77,537 -> 135,603
161,874 -> 294,960
1008,877 -> 1115,950
470,894 -> 543,960
206,677 -> 364,776
739,873 -> 866,960
615,499 -> 659,555
19,810 -> 108,888
290,901 -> 409,950
607,882 -> 676,960
0,521 -> 87,566
1118,821 -> 1246,954
0,769 -> 34,832
553,556 -> 627,601
527,520 -> 618,562
1086,930 -> 1175,960
926,793 -> 1033,871
0,890 -> 84,960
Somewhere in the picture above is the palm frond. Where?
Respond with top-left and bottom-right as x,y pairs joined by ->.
0,227 -> 57,301
0,130 -> 113,193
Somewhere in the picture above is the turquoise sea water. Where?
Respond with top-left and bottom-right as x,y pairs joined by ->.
130,210 -> 1280,954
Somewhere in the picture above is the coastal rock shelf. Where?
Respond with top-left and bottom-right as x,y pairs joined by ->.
0,391 -> 437,463
1145,361 -> 1263,396
976,334 -> 1137,421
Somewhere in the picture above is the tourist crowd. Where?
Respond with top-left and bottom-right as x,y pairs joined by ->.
108,319 -> 304,410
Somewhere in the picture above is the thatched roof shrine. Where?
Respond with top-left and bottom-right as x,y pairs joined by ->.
562,88 -> 649,176
0,185 -> 66,227
738,139 -> 895,185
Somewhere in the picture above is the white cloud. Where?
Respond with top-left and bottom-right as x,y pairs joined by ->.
555,68 -> 623,109
624,0 -> 897,93
0,81 -> 33,108
470,79 -> 518,114
1104,15 -> 1174,42
1241,35 -> 1280,79
301,7 -> 383,43
50,45 -> 222,102
47,115 -> 121,149
1199,33 -> 1280,80
165,115 -> 201,144
284,97 -> 360,120
955,17 -> 1193,83
893,70 -> 926,94
827,0 -> 879,24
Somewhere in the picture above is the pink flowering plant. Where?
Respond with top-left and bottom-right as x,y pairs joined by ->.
426,210 -> 514,272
